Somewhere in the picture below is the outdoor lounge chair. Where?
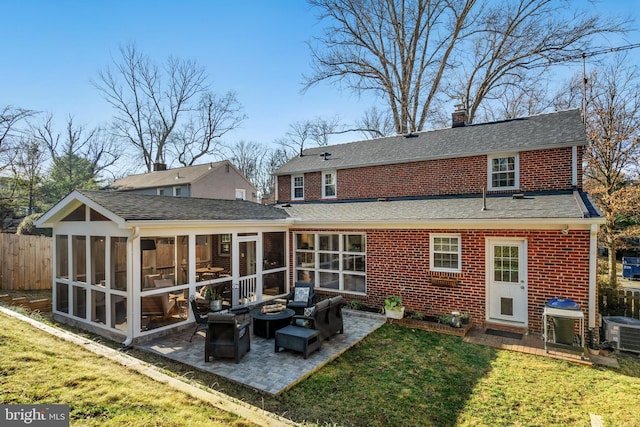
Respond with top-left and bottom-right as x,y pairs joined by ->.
285,281 -> 315,315
189,295 -> 208,342
205,313 -> 250,364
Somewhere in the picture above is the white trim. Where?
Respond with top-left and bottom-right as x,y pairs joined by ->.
429,233 -> 462,273
291,174 -> 304,200
235,188 -> 246,200
485,237 -> 528,326
321,170 -> 337,199
589,223 -> 598,329
487,153 -> 519,191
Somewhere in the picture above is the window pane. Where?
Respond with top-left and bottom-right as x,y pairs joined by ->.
263,232 -> 285,269
72,236 -> 86,283
263,270 -> 286,296
296,234 -> 315,250
111,237 -> 127,291
319,271 -> 339,289
56,235 -> 68,279
343,254 -> 366,272
319,253 -> 340,270
72,285 -> 86,318
319,234 -> 339,251
111,295 -> 127,332
91,236 -> 106,286
56,282 -> 69,313
344,274 -> 366,293
296,270 -> 314,283
344,235 -> 365,252
296,252 -> 315,268
92,290 -> 106,324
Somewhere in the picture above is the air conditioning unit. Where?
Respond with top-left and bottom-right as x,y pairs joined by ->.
602,316 -> 640,354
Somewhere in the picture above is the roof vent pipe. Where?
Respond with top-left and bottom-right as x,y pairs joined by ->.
481,187 -> 487,211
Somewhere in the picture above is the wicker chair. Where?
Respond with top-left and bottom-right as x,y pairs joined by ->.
205,313 -> 250,364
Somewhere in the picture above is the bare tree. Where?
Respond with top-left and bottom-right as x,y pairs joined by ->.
11,137 -> 46,214
277,117 -> 340,157
34,115 -> 121,179
171,91 -> 246,166
94,44 -> 208,171
569,56 -> 640,286
356,106 -> 395,138
306,0 -> 626,133
228,141 -> 289,201
0,106 -> 36,169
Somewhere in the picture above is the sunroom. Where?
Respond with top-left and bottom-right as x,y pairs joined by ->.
37,190 -> 291,344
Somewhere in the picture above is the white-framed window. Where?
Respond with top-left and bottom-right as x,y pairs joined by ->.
173,186 -> 182,197
488,153 -> 519,190
292,175 -> 304,200
430,234 -> 461,273
235,188 -> 246,200
157,188 -> 166,196
322,171 -> 337,199
294,232 -> 366,293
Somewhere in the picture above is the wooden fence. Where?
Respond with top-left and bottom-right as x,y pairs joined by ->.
1,233 -> 52,291
600,288 -> 640,319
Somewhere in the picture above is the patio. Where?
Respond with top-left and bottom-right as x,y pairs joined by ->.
137,309 -> 386,395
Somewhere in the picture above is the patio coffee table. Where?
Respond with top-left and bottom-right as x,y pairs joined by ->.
250,308 -> 295,339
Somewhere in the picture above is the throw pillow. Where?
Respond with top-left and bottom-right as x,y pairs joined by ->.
294,287 -> 310,302
304,306 -> 316,317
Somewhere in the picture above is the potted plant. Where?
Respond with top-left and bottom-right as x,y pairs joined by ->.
384,295 -> 405,319
205,287 -> 223,312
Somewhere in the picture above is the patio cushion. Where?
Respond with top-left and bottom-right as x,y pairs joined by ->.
294,287 -> 310,302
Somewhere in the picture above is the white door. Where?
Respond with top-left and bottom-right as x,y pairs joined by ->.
233,237 -> 259,305
487,239 -> 527,324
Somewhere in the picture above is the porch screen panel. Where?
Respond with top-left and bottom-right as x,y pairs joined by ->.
111,237 -> 127,291
56,282 -> 69,313
55,235 -> 69,279
72,235 -> 86,283
91,236 -> 106,286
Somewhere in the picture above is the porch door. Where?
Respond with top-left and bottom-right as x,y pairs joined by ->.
487,239 -> 527,324
234,237 -> 258,305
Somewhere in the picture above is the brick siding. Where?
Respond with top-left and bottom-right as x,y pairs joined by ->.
277,147 -> 578,203
289,228 -> 592,335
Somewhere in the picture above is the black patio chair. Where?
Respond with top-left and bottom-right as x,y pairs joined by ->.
205,313 -> 250,364
189,295 -> 208,342
285,281 -> 316,315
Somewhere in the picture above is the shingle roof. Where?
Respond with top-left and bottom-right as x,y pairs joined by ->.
276,109 -> 585,175
281,191 -> 600,224
109,161 -> 227,191
77,190 -> 289,222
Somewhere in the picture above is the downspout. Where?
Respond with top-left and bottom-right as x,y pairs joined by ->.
122,226 -> 140,347
572,146 -> 578,188
588,223 -> 598,331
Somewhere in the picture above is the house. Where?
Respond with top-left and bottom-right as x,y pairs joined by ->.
37,108 -> 603,345
109,160 -> 258,202
274,108 -> 602,337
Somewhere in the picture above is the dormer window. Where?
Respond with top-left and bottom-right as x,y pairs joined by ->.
488,154 -> 519,191
292,175 -> 304,200
322,171 -> 337,199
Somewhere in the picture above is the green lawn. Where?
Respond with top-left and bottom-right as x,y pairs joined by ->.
3,308 -> 640,427
0,310 -> 256,426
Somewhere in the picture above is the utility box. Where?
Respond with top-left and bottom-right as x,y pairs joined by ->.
622,257 -> 640,280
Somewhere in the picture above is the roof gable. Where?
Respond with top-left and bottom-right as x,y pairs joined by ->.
276,109 -> 585,175
109,161 -> 228,191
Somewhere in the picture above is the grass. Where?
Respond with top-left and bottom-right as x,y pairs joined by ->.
3,300 -> 640,426
0,310 -> 256,426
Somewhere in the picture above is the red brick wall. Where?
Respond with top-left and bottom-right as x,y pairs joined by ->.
289,228 -> 592,334
277,147 -> 578,203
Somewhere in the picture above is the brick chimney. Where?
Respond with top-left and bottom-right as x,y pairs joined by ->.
153,162 -> 167,171
452,104 -> 467,128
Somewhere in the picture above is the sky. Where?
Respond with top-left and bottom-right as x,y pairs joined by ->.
2,0 -> 639,171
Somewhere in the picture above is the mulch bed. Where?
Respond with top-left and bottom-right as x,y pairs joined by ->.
390,317 -> 473,337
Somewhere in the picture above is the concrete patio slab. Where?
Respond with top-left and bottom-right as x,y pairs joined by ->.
138,310 -> 386,395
